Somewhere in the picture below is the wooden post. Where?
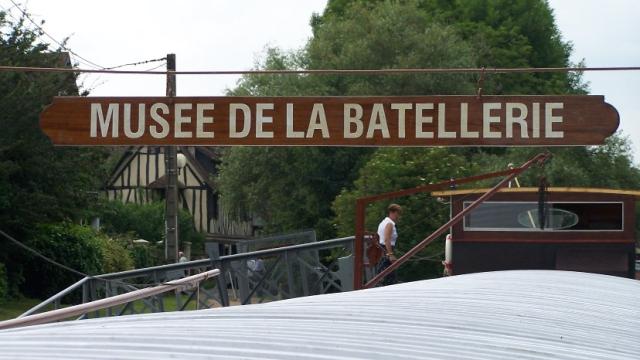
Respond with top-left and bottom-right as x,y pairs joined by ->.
164,53 -> 179,262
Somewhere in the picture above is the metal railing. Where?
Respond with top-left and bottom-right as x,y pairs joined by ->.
1,269 -> 220,330
19,235 -> 356,321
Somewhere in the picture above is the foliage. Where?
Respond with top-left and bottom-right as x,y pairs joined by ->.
0,263 -> 7,303
20,223 -> 103,298
18,223 -> 137,299
99,237 -> 135,274
306,1 -> 477,95
130,244 -> 156,269
315,0 -> 588,95
468,134 -> 640,189
100,200 -> 205,258
218,147 -> 371,239
332,148 -> 473,280
0,10 -> 111,294
220,1 -> 477,239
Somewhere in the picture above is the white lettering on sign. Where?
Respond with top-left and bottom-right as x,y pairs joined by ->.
460,103 -> 478,138
483,103 -> 502,139
86,100 -> 566,142
367,103 -> 390,139
344,104 -> 364,139
307,104 -> 329,138
229,103 -> 250,138
532,103 -> 541,138
196,103 -> 215,138
174,103 -> 192,138
255,103 -> 274,138
150,103 -> 169,139
90,103 -> 119,138
545,103 -> 564,138
506,103 -> 528,139
391,103 -> 411,139
123,104 -> 144,139
286,103 -> 304,138
438,103 -> 456,139
415,103 -> 434,139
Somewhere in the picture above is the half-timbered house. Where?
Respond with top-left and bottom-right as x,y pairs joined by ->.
105,146 -> 256,250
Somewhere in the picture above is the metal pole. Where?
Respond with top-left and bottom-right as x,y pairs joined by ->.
351,158 -> 550,290
0,270 -> 220,330
363,152 -> 549,289
164,53 -> 179,262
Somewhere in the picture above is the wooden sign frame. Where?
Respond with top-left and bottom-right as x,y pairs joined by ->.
40,95 -> 619,146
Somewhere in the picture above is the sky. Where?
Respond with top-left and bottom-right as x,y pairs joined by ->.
1,0 -> 638,161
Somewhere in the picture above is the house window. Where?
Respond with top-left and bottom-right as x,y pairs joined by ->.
463,201 -> 623,231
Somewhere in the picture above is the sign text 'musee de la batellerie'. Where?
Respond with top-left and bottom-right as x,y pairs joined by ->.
40,96 -> 619,146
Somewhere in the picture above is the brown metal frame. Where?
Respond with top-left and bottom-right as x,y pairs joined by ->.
353,152 -> 550,289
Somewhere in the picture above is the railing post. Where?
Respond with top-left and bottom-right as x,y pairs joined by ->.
106,281 -> 113,317
208,246 -> 229,307
79,281 -> 89,319
353,199 -> 366,290
299,250 -> 310,297
91,280 -> 100,318
284,251 -> 296,298
235,244 -> 250,304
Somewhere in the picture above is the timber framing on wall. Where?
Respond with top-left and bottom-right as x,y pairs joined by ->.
104,146 -> 255,240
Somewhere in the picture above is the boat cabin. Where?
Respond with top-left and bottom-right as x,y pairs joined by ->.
432,187 -> 639,278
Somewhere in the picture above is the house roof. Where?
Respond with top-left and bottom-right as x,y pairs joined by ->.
432,187 -> 640,198
105,146 -> 218,190
0,270 -> 639,359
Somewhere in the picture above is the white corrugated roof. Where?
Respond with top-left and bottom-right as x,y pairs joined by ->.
1,270 -> 639,359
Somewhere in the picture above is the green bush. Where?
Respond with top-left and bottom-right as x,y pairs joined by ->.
0,263 -> 7,303
101,200 -> 205,258
18,223 -> 136,299
20,223 -> 104,299
130,243 -> 156,269
98,237 -> 134,274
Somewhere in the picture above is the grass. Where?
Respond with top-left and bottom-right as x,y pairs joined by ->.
0,297 -> 42,321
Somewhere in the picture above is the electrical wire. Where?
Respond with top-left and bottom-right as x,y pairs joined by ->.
103,57 -> 167,70
6,0 -> 105,70
0,65 -> 638,76
141,61 -> 167,72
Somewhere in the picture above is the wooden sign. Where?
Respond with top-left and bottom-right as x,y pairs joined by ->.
40,95 -> 619,146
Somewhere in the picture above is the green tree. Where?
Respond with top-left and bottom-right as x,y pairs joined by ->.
220,1 -> 476,238
0,11 -> 110,293
315,0 -> 588,95
469,134 -> 640,190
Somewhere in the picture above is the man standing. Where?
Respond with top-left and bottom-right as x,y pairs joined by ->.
376,204 -> 402,285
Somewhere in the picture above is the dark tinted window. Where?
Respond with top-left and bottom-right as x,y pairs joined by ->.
464,202 -> 623,231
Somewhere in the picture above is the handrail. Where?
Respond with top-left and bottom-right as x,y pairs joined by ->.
19,277 -> 89,318
19,235 -> 358,318
0,269 -> 220,330
99,236 -> 354,280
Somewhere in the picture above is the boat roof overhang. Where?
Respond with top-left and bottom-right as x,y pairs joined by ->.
432,187 -> 640,199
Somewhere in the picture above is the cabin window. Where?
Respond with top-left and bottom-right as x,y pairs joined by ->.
463,202 -> 623,231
